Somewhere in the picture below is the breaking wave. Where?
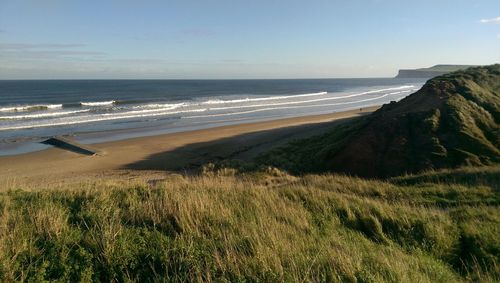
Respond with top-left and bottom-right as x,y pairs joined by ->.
0,109 -> 91,120
0,85 -> 419,131
201,91 -> 328,105
0,108 -> 208,131
184,90 -> 405,119
80,100 -> 116,106
0,104 -> 63,112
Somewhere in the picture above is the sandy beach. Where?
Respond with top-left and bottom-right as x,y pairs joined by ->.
0,107 -> 377,184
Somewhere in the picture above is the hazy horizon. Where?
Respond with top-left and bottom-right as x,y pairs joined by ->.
1,0 -> 499,79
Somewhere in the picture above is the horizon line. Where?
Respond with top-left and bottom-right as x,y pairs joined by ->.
0,76 -> 402,81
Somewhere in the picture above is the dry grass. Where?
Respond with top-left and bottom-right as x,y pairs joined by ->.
0,167 -> 498,282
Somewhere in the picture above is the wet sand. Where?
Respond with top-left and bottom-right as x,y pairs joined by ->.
0,107 -> 377,184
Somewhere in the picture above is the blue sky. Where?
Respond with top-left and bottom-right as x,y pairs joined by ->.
0,0 -> 499,79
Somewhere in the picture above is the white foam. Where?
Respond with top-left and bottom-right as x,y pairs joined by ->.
131,102 -> 186,110
0,109 -> 90,120
201,91 -> 328,105
0,85 -> 417,131
0,108 -> 208,131
208,88 -> 415,111
80,100 -> 115,106
184,91 -> 403,119
0,104 -> 63,112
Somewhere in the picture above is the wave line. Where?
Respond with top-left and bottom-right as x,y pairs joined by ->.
184,91 -> 402,119
201,91 -> 328,105
209,88 -> 414,111
0,109 -> 91,120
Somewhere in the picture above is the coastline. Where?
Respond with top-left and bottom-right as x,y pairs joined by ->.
0,106 -> 378,184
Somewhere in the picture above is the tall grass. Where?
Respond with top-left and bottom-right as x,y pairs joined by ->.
0,167 -> 498,282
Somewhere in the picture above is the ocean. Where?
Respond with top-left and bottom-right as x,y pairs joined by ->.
0,78 -> 426,155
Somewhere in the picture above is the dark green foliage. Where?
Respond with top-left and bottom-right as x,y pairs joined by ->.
257,118 -> 367,174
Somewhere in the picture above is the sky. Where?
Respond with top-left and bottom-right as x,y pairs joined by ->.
0,0 -> 499,79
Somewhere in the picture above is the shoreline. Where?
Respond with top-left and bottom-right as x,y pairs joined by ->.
0,107 -> 378,157
0,106 -> 378,183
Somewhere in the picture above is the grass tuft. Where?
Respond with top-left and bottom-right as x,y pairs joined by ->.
0,166 -> 498,282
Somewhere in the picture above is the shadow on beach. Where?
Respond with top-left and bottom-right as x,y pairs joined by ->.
123,116 -> 357,172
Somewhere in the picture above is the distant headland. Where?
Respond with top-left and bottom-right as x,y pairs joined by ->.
395,64 -> 477,78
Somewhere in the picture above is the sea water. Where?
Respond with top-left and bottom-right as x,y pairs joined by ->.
0,78 -> 426,155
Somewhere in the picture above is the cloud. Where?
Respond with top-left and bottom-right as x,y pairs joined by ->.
479,16 -> 500,24
179,28 -> 215,37
0,42 -> 106,60
220,59 -> 244,63
0,43 -> 86,50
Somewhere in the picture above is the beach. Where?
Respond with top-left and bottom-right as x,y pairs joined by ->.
0,107 -> 377,184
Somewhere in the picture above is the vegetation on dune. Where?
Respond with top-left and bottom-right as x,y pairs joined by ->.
256,118 -> 366,174
421,65 -> 478,72
0,166 -> 498,282
260,65 -> 500,177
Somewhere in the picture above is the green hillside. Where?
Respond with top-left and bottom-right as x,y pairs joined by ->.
261,65 -> 500,177
424,65 -> 478,72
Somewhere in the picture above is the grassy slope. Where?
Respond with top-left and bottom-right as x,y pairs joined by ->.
256,117 -> 367,174
0,166 -> 498,282
260,65 -> 500,177
418,65 -> 477,72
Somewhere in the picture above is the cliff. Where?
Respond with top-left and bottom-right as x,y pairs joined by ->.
395,64 -> 477,78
